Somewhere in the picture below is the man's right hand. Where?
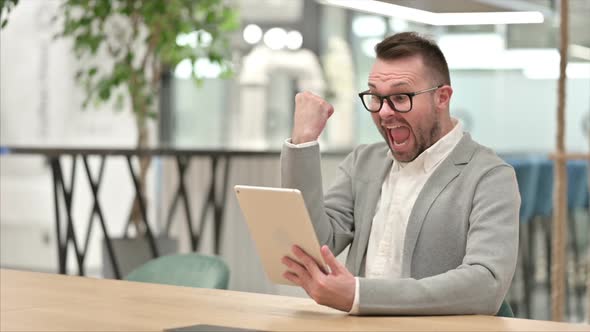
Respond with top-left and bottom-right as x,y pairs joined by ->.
291,91 -> 334,144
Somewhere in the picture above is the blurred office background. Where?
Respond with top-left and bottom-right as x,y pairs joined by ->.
1,0 -> 589,322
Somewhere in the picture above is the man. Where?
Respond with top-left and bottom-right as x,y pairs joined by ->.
280,32 -> 520,315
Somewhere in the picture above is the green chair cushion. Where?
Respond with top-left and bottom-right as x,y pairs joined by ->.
496,300 -> 514,317
125,253 -> 230,289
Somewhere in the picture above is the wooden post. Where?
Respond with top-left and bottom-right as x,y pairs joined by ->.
587,114 -> 590,322
551,0 -> 568,322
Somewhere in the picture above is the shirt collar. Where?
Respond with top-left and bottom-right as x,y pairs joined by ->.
388,119 -> 464,173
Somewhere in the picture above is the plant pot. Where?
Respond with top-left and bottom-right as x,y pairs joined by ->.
102,236 -> 178,279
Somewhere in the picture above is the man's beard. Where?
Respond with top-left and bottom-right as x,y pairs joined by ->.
383,106 -> 441,162
411,116 -> 441,161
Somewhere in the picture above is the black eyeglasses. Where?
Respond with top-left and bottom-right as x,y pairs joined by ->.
358,84 -> 443,113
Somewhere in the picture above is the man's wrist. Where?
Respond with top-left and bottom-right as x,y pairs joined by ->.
348,277 -> 360,315
285,138 -> 318,148
291,129 -> 319,144
291,137 -> 314,145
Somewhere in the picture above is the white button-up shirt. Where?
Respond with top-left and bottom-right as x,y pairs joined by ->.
350,120 -> 463,314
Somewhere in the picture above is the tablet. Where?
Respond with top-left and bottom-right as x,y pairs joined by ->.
165,324 -> 262,331
234,185 -> 327,285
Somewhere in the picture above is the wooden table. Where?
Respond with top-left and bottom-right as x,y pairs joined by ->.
1,270 -> 588,331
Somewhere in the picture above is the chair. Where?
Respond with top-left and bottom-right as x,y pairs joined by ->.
531,160 -> 559,313
532,158 -> 587,319
504,156 -> 539,318
567,160 -> 589,211
566,160 -> 588,319
506,157 -> 539,225
496,300 -> 515,318
125,253 -> 230,289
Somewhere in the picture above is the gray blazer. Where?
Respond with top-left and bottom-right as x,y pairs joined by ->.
281,133 -> 520,315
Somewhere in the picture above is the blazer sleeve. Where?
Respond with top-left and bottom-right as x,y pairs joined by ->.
280,142 -> 356,256
358,164 -> 520,315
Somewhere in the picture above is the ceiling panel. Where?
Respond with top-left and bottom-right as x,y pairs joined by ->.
381,0 -> 589,50
384,0 -> 505,13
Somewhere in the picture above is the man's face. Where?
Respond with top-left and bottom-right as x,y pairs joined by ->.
368,56 -> 447,162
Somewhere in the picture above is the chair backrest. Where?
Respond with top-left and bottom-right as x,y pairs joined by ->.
532,158 -> 554,218
125,253 -> 230,289
567,160 -> 588,210
496,300 -> 515,318
504,157 -> 539,222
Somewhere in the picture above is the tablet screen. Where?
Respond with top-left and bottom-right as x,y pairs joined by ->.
234,185 -> 327,285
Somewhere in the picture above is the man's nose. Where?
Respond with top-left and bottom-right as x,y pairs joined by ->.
379,99 -> 397,120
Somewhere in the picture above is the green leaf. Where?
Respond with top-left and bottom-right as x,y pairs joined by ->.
113,62 -> 131,84
125,52 -> 134,64
206,11 -> 216,24
220,8 -> 239,32
146,111 -> 158,119
219,67 -> 234,79
94,0 -> 111,18
114,93 -> 125,111
97,78 -> 113,101
191,76 -> 204,87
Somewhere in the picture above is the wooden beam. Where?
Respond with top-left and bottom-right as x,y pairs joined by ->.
551,0 -> 569,322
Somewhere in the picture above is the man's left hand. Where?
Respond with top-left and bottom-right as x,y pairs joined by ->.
282,245 -> 355,312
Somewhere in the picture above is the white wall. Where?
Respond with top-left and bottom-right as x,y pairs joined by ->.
451,70 -> 590,154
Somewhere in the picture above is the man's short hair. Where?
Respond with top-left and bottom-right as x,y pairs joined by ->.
375,32 -> 451,85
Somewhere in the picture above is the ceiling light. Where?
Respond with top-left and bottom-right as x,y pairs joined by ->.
176,30 -> 212,48
435,12 -> 544,25
174,59 -> 193,79
318,0 -> 544,26
352,16 -> 386,37
263,27 -> 287,50
243,24 -> 263,45
286,30 -> 303,50
194,58 -> 222,78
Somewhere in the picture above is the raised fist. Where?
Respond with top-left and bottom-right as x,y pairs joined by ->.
291,91 -> 334,144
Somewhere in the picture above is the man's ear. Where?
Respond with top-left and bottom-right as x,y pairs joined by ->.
436,85 -> 453,110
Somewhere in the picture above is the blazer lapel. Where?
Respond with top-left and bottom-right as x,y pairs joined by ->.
401,134 -> 477,277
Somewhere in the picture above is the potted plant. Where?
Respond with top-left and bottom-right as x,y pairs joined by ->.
0,0 -> 18,27
50,0 -> 238,277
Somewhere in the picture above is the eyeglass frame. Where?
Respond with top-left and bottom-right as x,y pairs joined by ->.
358,84 -> 444,113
